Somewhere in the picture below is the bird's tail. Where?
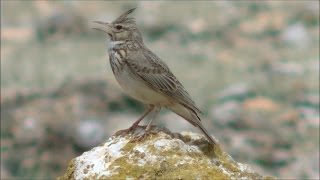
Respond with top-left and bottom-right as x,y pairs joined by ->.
166,103 -> 217,145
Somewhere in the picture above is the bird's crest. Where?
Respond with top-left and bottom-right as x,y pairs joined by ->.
113,8 -> 136,24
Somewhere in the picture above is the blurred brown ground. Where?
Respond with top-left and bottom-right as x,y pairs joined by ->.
1,1 -> 319,179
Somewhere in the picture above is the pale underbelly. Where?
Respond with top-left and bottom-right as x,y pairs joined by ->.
114,68 -> 171,105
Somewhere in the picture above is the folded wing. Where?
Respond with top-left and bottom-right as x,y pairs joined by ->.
126,48 -> 202,115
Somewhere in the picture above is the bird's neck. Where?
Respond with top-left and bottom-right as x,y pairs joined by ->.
108,39 -> 144,51
108,40 -> 126,51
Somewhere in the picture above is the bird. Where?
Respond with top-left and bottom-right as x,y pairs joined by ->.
93,8 -> 217,145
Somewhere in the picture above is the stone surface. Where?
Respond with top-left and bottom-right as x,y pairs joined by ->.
281,23 -> 310,48
217,83 -> 253,102
210,100 -> 241,126
74,119 -> 106,149
58,126 -> 275,180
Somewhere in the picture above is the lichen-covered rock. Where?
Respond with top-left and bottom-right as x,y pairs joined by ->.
58,126 -> 275,180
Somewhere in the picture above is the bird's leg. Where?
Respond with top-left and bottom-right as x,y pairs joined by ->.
145,106 -> 161,131
133,106 -> 161,141
114,105 -> 154,136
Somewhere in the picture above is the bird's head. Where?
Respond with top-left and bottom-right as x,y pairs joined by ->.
93,8 -> 142,42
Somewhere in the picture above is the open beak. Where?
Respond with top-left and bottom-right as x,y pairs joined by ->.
92,21 -> 113,37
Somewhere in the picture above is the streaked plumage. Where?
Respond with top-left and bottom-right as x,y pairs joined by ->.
93,8 -> 217,145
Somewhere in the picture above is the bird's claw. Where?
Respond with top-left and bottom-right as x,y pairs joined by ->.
131,132 -> 149,142
130,125 -> 157,142
114,124 -> 140,136
114,128 -> 133,136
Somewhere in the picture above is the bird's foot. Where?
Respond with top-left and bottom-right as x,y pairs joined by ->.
131,125 -> 157,142
114,123 -> 141,136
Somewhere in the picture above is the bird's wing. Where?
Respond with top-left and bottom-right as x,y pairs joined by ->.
126,48 -> 202,114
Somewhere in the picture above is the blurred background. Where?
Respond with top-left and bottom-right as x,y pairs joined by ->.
1,1 -> 319,179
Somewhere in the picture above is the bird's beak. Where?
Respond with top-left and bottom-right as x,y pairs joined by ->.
92,21 -> 113,37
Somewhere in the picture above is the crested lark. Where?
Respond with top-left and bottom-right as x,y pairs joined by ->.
93,8 -> 217,145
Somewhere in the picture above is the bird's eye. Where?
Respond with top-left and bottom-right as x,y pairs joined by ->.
115,25 -> 123,30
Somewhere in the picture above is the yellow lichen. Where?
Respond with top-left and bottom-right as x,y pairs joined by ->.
57,159 -> 75,180
182,134 -> 192,142
264,175 -> 278,180
120,141 -> 136,153
108,153 -> 230,179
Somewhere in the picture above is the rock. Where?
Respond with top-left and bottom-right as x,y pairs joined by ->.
299,93 -> 320,107
279,151 -> 319,179
1,27 -> 33,42
242,97 -> 280,112
12,116 -> 45,145
297,107 -> 319,127
1,164 -> 11,179
74,119 -> 106,149
306,59 -> 319,73
187,18 -> 206,34
35,9 -> 88,41
58,126 -> 274,180
217,83 -> 253,102
281,23 -> 310,48
210,100 -> 241,126
272,62 -> 304,76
